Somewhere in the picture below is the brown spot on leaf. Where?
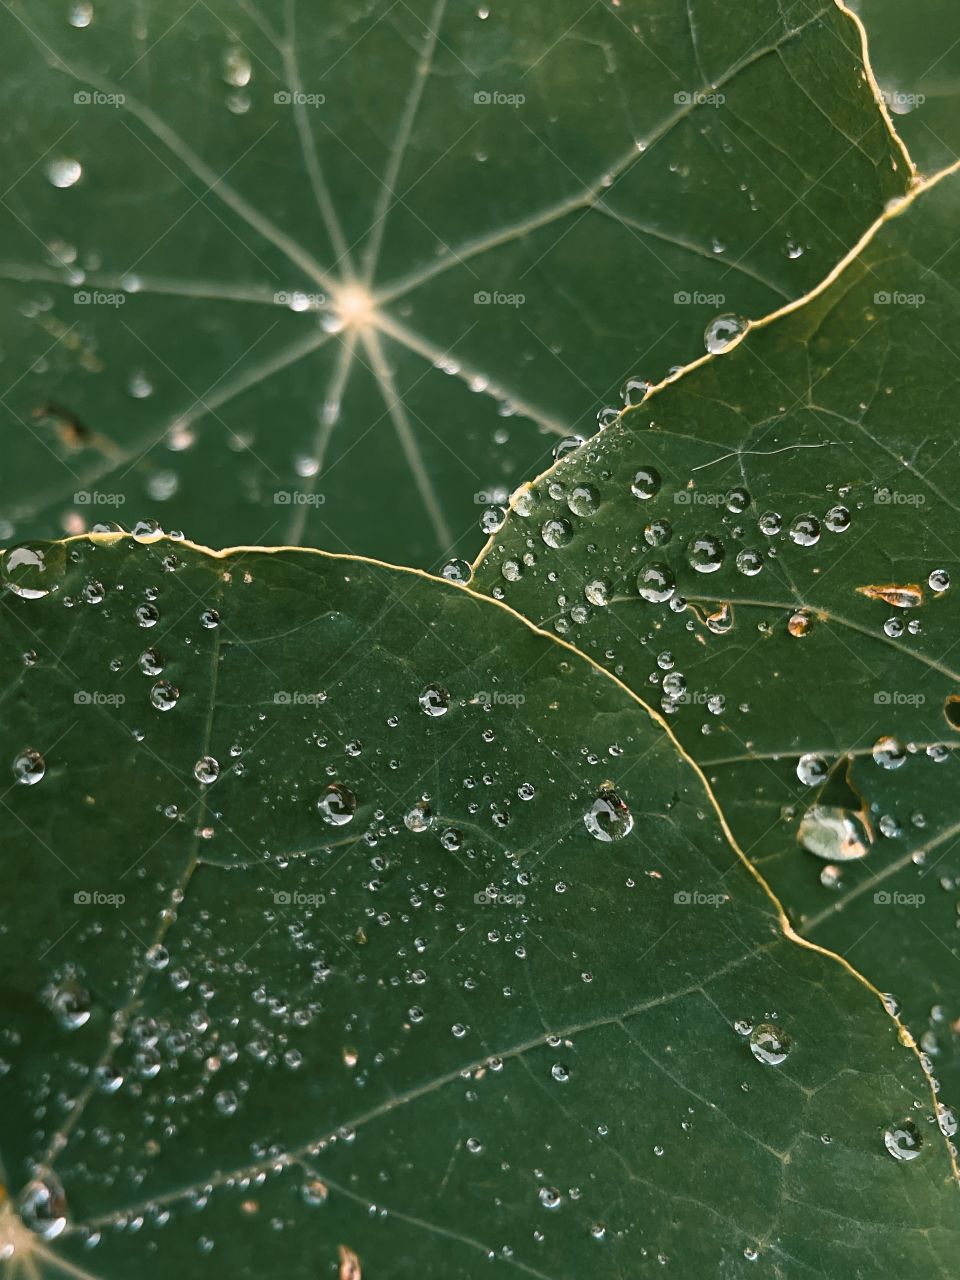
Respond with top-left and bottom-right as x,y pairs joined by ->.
339,1244 -> 361,1280
856,583 -> 922,609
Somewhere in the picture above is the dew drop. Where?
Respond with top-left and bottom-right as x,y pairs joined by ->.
419,684 -> 450,717
637,563 -> 675,603
883,1119 -> 922,1161
583,787 -> 634,841
704,313 -> 746,353
318,783 -> 357,826
13,748 -> 45,785
749,1022 -> 791,1065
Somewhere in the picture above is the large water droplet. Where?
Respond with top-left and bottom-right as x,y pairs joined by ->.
749,1022 -> 791,1065
13,748 -> 45,785
638,563 -> 675,603
704,313 -> 746,353
583,787 -> 634,841
318,783 -> 357,826
883,1119 -> 922,1161
46,158 -> 82,189
18,1173 -> 68,1239
419,684 -> 450,717
2,544 -> 64,598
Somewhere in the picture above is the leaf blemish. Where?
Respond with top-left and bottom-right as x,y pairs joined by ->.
855,583 -> 923,608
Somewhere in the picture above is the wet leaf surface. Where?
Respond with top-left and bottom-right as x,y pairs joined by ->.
0,536 -> 955,1276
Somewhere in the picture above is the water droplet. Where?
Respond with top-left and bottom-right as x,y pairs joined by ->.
541,518 -> 573,549
419,684 -> 450,717
318,783 -> 357,826
13,748 -> 45,785
798,806 -> 871,861
404,800 -> 433,832
643,518 -> 673,547
200,608 -> 220,629
726,487 -> 750,514
501,558 -> 523,582
539,1186 -> 561,1210
194,756 -> 220,785
883,1119 -> 922,1161
704,313 -> 746,353
214,1089 -> 238,1117
936,1102 -> 958,1138
789,515 -> 820,547
551,1062 -> 570,1082
567,484 -> 600,517
929,569 -> 950,593
18,1174 -> 67,1239
46,158 -> 82,189
2,543 -> 64,598
825,505 -> 851,533
873,736 -> 906,770
513,488 -> 539,517
132,519 -> 163,544
480,507 -> 505,534
145,944 -> 169,971
584,579 -> 611,607
736,549 -> 763,576
687,533 -> 725,573
150,681 -> 180,711
749,1022 -> 791,1065
758,511 -> 782,536
631,467 -> 661,500
787,610 -> 813,638
621,377 -> 650,406
49,980 -> 91,1031
797,753 -> 828,786
440,558 -> 471,583
583,787 -> 634,841
637,563 -> 675,603
139,648 -> 163,675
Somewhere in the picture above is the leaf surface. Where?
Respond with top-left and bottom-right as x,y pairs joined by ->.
0,535 -> 954,1276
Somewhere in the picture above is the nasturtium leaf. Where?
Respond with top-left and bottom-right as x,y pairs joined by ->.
474,162 -> 960,1112
857,0 -> 960,172
0,536 -> 955,1276
0,0 -> 909,568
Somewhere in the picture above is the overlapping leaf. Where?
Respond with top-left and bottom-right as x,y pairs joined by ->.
475,163 -> 960,1110
0,0 -> 909,567
0,536 -> 954,1276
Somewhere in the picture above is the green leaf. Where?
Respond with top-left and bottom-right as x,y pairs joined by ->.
0,535 -> 955,1276
0,0 -> 909,567
857,0 -> 960,172
474,162 -> 960,1115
